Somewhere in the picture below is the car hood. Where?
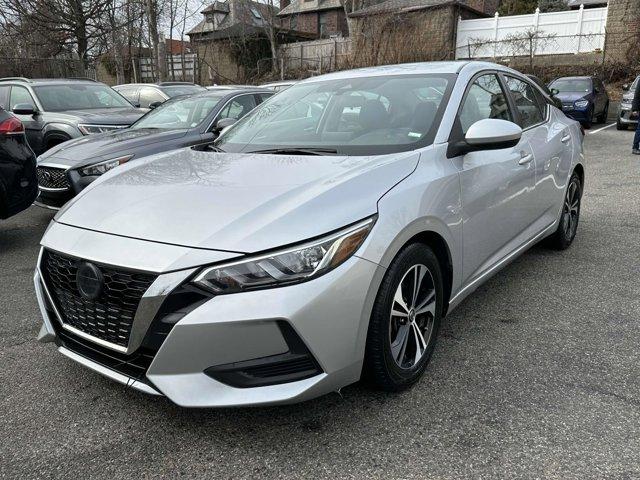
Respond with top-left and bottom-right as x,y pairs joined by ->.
555,92 -> 591,103
55,107 -> 147,125
38,128 -> 189,167
55,147 -> 420,253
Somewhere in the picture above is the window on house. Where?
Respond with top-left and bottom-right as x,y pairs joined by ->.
291,14 -> 298,30
319,12 -> 329,37
250,7 -> 262,19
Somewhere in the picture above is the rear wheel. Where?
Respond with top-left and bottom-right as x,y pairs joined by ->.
364,243 -> 443,391
596,102 -> 609,124
582,108 -> 593,129
546,173 -> 582,250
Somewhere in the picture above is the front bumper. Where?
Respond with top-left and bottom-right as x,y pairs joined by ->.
35,222 -> 384,407
561,107 -> 591,123
618,107 -> 639,126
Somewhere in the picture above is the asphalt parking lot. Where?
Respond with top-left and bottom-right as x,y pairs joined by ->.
1,123 -> 639,479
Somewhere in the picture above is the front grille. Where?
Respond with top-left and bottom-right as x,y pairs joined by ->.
37,166 -> 70,190
42,250 -> 157,348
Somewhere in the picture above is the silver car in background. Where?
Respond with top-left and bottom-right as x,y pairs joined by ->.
35,61 -> 584,407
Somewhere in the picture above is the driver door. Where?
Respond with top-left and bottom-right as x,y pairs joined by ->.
9,86 -> 44,153
450,73 -> 537,286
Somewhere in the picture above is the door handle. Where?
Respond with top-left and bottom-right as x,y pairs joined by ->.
518,153 -> 534,165
561,133 -> 571,143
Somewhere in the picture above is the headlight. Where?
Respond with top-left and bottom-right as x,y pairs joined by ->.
78,124 -> 126,135
192,217 -> 376,294
79,154 -> 133,176
621,102 -> 632,110
574,100 -> 589,108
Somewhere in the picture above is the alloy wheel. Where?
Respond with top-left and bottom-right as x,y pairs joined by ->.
563,179 -> 580,240
389,264 -> 436,369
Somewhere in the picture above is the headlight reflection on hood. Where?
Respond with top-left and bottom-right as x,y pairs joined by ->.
192,217 -> 376,294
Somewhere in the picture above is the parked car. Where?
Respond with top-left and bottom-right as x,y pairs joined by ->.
0,77 -> 146,155
0,108 -> 37,219
35,61 -> 584,407
617,75 -> 640,130
548,76 -> 609,128
113,82 -> 206,109
35,88 -> 272,209
260,80 -> 296,92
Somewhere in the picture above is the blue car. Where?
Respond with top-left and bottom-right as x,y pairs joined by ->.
549,76 -> 609,129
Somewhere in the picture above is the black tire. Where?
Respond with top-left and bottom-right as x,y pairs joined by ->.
597,102 -> 609,124
363,243 -> 443,391
582,109 -> 593,129
546,173 -> 582,250
617,119 -> 628,130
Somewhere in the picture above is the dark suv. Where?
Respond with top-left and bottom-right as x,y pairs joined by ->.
0,77 -> 147,154
113,82 -> 206,109
548,76 -> 609,128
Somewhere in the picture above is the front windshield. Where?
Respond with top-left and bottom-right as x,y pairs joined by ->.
550,78 -> 591,93
132,93 -> 226,130
217,74 -> 454,156
161,85 -> 207,97
33,84 -> 133,111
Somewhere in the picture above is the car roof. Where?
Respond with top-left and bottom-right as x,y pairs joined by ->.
0,77 -> 105,86
552,76 -> 594,80
296,61 -> 529,85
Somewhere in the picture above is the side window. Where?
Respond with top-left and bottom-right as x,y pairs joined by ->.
139,87 -> 166,108
505,76 -> 545,129
255,93 -> 272,104
218,95 -> 257,121
9,86 -> 36,110
0,85 -> 9,108
459,74 -> 512,134
116,87 -> 139,104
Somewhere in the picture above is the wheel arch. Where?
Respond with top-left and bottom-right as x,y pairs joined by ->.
573,162 -> 585,188
397,230 -> 454,316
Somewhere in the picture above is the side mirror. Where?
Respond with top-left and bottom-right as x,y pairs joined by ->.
622,84 -> 630,91
550,88 -> 560,96
213,117 -> 236,132
149,101 -> 163,109
12,103 -> 37,115
449,119 -> 522,157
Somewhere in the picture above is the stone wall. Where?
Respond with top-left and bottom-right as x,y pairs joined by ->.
604,0 -> 640,65
463,0 -> 500,15
350,5 -> 483,67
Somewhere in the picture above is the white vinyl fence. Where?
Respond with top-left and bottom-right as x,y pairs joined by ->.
455,5 -> 608,59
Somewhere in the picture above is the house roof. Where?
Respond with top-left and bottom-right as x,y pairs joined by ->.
349,0 -> 483,18
188,0 -> 278,36
566,0 -> 607,7
278,0 -> 343,17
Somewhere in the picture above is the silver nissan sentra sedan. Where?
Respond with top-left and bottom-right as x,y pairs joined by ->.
34,61 -> 584,407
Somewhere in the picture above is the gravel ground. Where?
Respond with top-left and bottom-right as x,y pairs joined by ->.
1,124 -> 639,479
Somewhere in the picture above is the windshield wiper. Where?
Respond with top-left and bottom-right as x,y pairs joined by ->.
247,147 -> 338,156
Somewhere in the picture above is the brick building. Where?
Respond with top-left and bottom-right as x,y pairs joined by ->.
604,0 -> 640,64
278,0 -> 349,38
188,0 -> 313,83
348,0 -> 487,66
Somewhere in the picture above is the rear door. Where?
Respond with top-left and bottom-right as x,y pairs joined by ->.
450,72 -> 537,285
503,74 -> 567,228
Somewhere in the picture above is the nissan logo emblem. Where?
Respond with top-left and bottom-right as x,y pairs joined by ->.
76,262 -> 104,301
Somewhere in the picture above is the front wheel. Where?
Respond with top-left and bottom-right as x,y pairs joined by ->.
617,119 -> 628,130
546,173 -> 582,250
363,243 -> 443,391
